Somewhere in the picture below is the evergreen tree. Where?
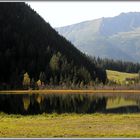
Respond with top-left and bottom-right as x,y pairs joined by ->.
30,78 -> 35,89
39,72 -> 46,85
49,52 -> 61,72
49,77 -> 53,85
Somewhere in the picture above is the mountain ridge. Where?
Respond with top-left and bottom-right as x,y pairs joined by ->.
56,12 -> 140,62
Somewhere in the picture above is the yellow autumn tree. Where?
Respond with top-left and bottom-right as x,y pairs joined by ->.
23,72 -> 30,89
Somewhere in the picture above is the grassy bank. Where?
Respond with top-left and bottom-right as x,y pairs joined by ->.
0,113 -> 140,138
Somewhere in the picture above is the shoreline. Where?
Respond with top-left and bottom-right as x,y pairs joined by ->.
1,89 -> 140,94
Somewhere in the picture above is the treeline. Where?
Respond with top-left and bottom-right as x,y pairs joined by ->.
90,57 -> 140,73
21,51 -> 99,90
0,3 -> 106,90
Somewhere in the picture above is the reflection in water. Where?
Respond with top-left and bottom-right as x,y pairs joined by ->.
23,96 -> 30,111
106,93 -> 140,113
0,92 -> 140,114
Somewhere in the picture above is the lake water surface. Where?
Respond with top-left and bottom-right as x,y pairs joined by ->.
0,92 -> 140,114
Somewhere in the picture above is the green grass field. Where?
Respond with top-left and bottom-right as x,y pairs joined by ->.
107,70 -> 138,84
0,113 -> 140,138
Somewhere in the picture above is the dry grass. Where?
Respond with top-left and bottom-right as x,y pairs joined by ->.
0,113 -> 140,138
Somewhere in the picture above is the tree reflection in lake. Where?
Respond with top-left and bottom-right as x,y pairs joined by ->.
0,92 -> 140,114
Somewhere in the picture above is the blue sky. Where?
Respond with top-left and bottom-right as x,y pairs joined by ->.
28,2 -> 140,27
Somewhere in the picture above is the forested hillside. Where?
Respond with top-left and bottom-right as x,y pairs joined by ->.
0,2 -> 106,89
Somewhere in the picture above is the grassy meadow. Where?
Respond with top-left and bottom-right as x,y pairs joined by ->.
107,70 -> 138,84
0,113 -> 140,138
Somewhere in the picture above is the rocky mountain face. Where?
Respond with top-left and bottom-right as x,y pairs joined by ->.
56,12 -> 140,62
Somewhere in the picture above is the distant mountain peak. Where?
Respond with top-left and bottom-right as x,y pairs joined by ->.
119,12 -> 140,16
56,12 -> 140,63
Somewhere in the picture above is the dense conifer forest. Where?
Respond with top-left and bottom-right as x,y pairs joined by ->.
0,2 -> 107,89
90,57 -> 140,73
